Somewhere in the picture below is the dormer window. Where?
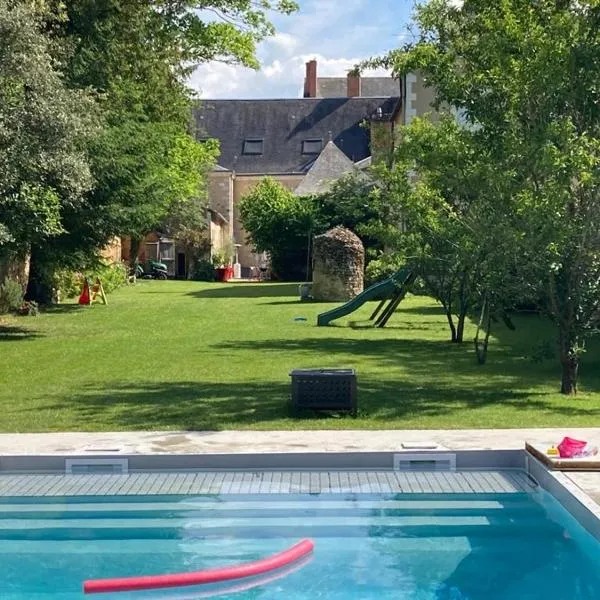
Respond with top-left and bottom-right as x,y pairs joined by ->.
243,138 -> 264,155
302,138 -> 323,154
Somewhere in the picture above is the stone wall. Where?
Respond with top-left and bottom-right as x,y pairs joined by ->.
312,227 -> 364,302
208,171 -> 234,242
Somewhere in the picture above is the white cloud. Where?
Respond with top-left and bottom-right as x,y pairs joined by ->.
188,0 -> 406,99
267,32 -> 298,55
190,53 -> 390,99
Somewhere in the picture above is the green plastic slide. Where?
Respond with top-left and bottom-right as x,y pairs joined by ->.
317,267 -> 413,326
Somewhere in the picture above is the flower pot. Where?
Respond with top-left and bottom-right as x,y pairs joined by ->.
215,266 -> 233,282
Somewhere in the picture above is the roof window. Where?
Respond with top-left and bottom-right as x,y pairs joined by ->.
243,138 -> 264,155
302,138 -> 323,154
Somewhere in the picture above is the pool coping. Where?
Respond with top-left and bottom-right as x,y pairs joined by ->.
0,449 -> 523,473
1,441 -> 600,543
526,452 -> 600,542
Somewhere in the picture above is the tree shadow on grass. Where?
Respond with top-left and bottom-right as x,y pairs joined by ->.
42,304 -> 86,314
0,325 -> 42,341
31,374 -> 600,432
262,300 -> 309,306
35,381 -> 291,430
210,335 -> 600,395
189,283 -> 300,299
395,302 -> 446,316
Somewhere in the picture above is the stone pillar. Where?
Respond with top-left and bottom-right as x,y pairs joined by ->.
312,227 -> 364,302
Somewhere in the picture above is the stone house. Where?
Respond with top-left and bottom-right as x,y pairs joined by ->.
194,59 -> 445,278
123,61 -> 438,279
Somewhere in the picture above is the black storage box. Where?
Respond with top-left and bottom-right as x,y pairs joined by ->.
289,368 -> 357,415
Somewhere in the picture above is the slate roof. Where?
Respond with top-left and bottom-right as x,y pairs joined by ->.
194,97 -> 400,174
317,77 -> 402,98
294,141 -> 358,196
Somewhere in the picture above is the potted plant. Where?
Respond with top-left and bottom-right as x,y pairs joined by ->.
212,246 -> 234,282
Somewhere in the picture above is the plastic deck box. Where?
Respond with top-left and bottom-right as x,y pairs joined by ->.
289,368 -> 357,415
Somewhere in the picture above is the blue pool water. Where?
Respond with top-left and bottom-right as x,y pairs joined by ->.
1,490 -> 600,599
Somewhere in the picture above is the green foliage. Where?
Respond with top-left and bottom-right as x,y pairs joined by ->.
51,269 -> 81,300
87,125 -> 219,243
0,0 -> 96,254
312,169 -> 404,261
193,260 -> 216,282
239,171 -> 406,282
369,0 -> 600,392
212,245 -> 234,268
95,262 -> 128,294
0,278 -> 24,314
52,262 -> 128,299
364,253 -> 406,288
26,0 -> 293,296
163,138 -> 217,273
386,115 -> 520,342
239,178 -> 315,280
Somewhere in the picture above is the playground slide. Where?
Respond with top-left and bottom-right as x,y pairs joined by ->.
317,267 -> 413,326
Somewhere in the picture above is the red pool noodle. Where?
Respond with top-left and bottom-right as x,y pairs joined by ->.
83,539 -> 314,594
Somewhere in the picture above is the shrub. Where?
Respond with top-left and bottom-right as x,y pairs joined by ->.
17,300 -> 39,316
95,261 -> 128,293
52,261 -> 128,299
52,269 -> 82,299
364,254 -> 405,288
193,259 -> 215,281
0,278 -> 24,314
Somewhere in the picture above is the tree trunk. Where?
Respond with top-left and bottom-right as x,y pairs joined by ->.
25,247 -> 53,304
455,311 -> 467,343
129,238 -> 141,268
559,334 -> 579,395
474,302 -> 492,365
444,309 -> 457,342
0,247 -> 30,293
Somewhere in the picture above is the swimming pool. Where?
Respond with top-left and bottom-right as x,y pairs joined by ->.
1,482 -> 600,600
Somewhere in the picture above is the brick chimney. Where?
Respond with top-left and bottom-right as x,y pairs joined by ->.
347,71 -> 361,97
304,60 -> 317,98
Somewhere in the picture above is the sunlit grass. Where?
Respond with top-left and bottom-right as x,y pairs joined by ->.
0,280 -> 599,431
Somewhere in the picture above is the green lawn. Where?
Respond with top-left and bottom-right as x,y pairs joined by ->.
1,280 -> 599,432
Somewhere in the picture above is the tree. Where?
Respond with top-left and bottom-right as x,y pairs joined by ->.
313,170 -> 405,267
375,0 -> 600,393
387,115 -> 524,344
239,178 -> 315,280
26,0 -> 296,294
0,0 -> 96,288
163,138 -> 219,277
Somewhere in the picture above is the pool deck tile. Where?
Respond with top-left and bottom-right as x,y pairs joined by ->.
0,470 -> 532,498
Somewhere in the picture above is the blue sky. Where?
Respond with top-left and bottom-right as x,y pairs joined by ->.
189,0 -> 415,99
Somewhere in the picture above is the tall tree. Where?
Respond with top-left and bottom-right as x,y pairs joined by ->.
0,0 -> 95,284
374,0 -> 600,394
27,0 -> 296,292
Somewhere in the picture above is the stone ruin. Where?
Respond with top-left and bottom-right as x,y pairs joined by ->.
312,226 -> 364,302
